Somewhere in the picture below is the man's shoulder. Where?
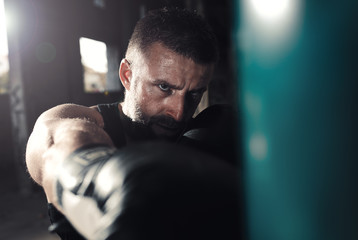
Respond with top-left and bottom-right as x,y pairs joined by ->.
37,103 -> 105,128
96,102 -> 121,112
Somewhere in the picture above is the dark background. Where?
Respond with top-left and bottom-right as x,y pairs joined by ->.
1,0 -> 358,239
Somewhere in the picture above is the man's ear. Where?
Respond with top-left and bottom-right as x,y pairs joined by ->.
119,59 -> 132,91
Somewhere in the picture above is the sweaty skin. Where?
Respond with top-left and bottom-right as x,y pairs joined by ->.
120,43 -> 214,140
26,104 -> 113,207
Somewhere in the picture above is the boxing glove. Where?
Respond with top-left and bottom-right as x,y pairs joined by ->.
180,104 -> 240,166
55,141 -> 241,240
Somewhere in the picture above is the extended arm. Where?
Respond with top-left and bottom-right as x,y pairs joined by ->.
26,104 -> 240,240
25,104 -> 114,206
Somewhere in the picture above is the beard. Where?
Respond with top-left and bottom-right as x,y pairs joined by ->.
128,105 -> 187,142
147,115 -> 187,140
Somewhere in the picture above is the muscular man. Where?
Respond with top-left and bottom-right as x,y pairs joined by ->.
26,7 -> 238,239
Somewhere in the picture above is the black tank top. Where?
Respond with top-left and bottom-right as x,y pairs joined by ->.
48,102 -> 127,239
97,102 -> 127,148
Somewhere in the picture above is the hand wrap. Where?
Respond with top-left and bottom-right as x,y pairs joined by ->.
56,145 -> 123,239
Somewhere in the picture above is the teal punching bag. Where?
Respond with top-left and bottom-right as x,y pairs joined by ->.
234,0 -> 358,239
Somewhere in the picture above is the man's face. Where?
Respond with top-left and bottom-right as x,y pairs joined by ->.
120,43 -> 214,140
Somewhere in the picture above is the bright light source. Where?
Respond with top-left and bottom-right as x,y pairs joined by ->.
250,0 -> 290,22
79,37 -> 108,73
0,0 -> 9,56
79,37 -> 108,93
79,37 -> 121,93
240,0 -> 302,61
0,0 -> 9,94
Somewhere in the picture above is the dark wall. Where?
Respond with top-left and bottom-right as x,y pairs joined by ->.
0,95 -> 17,193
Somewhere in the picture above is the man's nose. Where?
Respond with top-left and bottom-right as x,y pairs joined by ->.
166,94 -> 185,122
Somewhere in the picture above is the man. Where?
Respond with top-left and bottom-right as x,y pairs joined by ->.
26,7 -> 238,240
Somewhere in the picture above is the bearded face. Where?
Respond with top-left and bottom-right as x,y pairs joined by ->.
120,43 -> 213,141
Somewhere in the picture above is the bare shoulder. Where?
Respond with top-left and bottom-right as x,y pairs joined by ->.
26,103 -> 109,186
38,103 -> 104,128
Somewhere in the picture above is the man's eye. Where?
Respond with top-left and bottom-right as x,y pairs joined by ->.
158,84 -> 170,92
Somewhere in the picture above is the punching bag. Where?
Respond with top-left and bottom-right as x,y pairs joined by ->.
235,0 -> 358,239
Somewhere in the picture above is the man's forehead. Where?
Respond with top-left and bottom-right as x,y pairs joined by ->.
130,42 -> 214,84
144,42 -> 213,65
130,42 -> 215,67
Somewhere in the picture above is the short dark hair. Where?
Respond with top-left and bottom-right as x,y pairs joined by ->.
126,7 -> 219,65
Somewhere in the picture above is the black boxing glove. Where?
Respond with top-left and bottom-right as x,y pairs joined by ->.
55,145 -> 120,239
55,142 -> 241,240
179,104 -> 240,166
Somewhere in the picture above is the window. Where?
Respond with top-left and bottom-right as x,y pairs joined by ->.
0,0 -> 9,94
79,37 -> 121,93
